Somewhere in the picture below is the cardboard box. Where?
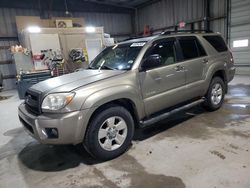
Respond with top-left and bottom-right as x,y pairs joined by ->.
16,16 -> 85,32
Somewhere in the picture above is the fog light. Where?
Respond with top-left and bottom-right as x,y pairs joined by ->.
45,128 -> 58,139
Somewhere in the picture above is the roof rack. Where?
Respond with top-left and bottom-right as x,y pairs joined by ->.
161,29 -> 213,35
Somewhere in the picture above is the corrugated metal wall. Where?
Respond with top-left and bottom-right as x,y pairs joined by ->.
0,40 -> 17,90
137,0 -> 205,32
0,8 -> 132,38
137,0 -> 227,38
230,0 -> 250,74
210,0 -> 227,38
0,8 -> 132,90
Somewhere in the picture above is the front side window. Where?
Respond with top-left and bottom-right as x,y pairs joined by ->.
144,40 -> 177,68
179,37 -> 206,60
89,42 -> 144,70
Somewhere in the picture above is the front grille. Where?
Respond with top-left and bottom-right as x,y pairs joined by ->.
19,116 -> 34,134
25,89 -> 42,115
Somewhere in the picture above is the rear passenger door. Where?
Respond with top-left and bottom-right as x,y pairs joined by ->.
177,36 -> 208,98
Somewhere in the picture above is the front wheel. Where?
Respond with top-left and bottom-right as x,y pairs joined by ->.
84,105 -> 134,160
203,77 -> 225,111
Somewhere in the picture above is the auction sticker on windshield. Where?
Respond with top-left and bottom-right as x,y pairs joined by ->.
130,42 -> 146,47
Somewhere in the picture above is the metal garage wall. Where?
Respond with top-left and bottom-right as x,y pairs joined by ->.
0,8 -> 132,39
137,0 -> 205,33
0,40 -> 17,90
74,12 -> 132,36
0,8 -> 132,90
137,0 -> 227,38
230,0 -> 250,74
210,0 -> 227,38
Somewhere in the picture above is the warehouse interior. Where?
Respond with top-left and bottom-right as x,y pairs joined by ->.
0,0 -> 250,187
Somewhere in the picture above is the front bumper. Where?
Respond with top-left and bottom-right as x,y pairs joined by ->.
18,103 -> 88,145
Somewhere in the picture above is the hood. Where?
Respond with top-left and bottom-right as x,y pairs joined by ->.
30,70 -> 125,94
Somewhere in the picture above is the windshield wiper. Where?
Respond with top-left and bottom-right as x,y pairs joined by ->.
100,65 -> 116,70
98,60 -> 115,70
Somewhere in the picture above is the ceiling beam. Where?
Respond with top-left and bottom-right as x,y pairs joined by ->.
136,0 -> 162,9
82,0 -> 135,9
0,0 -> 133,14
0,36 -> 18,41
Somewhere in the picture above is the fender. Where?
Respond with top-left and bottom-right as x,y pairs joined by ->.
81,84 -> 145,119
202,60 -> 227,95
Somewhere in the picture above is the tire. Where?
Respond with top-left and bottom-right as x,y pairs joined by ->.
203,77 -> 225,111
84,105 -> 134,160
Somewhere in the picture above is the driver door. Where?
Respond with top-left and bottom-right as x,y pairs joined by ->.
139,38 -> 187,116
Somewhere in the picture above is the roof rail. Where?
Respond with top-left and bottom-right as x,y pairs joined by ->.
161,30 -> 213,35
122,36 -> 146,41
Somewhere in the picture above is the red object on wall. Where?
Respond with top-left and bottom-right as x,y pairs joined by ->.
179,21 -> 186,28
33,54 -> 42,60
144,25 -> 151,36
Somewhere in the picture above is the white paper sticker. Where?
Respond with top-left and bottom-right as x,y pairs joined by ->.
130,42 -> 146,47
128,60 -> 134,64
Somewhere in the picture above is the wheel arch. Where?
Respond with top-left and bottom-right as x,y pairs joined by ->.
87,98 -> 140,129
211,69 -> 228,93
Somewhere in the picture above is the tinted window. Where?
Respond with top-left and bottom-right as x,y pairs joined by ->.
203,35 -> 228,52
196,39 -> 207,56
147,40 -> 176,67
179,37 -> 206,60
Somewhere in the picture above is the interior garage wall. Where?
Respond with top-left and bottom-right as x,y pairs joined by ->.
229,0 -> 250,74
0,7 -> 132,90
0,8 -> 132,37
210,0 -> 227,39
137,0 -> 205,32
137,0 -> 227,38
0,40 -> 17,90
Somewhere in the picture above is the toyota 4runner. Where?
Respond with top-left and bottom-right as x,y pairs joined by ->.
18,31 -> 235,160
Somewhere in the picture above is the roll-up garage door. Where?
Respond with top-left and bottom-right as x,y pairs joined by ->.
230,0 -> 250,74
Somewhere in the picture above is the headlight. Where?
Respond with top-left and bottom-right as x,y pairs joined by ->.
41,92 -> 75,111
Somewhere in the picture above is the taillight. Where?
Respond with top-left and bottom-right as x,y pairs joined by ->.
229,49 -> 234,64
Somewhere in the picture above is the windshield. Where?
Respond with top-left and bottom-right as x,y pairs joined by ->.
89,42 -> 145,70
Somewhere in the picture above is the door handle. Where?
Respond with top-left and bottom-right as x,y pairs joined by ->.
166,73 -> 174,78
202,58 -> 209,64
154,77 -> 162,81
175,65 -> 184,72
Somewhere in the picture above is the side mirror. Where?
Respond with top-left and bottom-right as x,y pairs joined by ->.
141,54 -> 162,70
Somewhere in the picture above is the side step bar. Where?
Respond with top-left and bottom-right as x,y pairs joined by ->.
139,98 -> 205,128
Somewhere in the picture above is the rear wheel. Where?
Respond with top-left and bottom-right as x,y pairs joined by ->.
203,77 -> 225,111
84,105 -> 134,160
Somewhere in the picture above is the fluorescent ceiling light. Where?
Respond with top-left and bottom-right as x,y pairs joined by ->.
233,39 -> 249,48
85,26 -> 96,33
27,26 -> 41,33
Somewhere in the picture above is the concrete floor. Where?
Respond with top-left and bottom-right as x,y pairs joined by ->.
0,75 -> 250,188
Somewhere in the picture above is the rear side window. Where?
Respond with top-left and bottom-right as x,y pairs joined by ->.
203,35 -> 228,52
178,36 -> 206,60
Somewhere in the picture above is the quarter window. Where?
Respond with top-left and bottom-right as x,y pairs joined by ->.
203,35 -> 228,52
